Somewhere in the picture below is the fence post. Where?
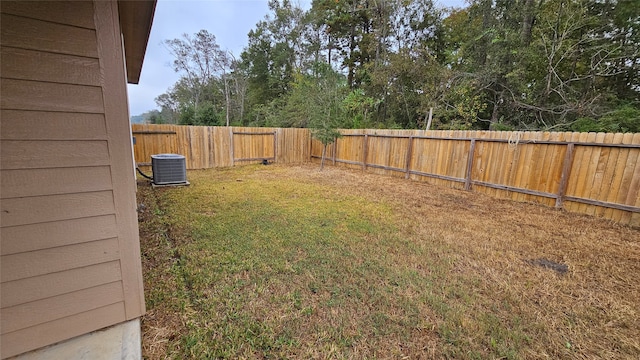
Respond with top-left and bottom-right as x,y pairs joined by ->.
464,139 -> 476,191
229,127 -> 234,166
405,136 -> 414,179
362,134 -> 369,171
555,143 -> 575,208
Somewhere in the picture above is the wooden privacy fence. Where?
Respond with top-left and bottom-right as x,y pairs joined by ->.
132,124 -> 310,169
132,124 -> 639,226
311,129 -> 640,227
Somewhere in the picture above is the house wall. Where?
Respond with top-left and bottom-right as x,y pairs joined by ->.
0,1 -> 145,358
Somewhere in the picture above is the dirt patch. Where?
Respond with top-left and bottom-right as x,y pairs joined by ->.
526,258 -> 569,274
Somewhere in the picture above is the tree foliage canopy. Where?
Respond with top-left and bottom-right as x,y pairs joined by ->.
148,0 -> 639,132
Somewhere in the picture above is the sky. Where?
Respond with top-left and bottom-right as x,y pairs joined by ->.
127,0 -> 466,116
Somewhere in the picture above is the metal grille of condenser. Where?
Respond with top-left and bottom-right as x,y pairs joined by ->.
151,154 -> 187,185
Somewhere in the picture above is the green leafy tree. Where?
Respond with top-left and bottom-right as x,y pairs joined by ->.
571,104 -> 640,133
283,62 -> 346,168
230,0 -> 639,132
441,0 -> 639,131
342,89 -> 378,128
241,0 -> 307,108
313,125 -> 342,170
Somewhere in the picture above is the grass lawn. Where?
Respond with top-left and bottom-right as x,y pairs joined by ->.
137,164 -> 639,359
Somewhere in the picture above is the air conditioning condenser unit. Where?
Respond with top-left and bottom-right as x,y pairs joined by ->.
151,154 -> 189,186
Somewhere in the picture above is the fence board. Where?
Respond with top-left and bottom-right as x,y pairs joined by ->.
547,135 -> 564,194
497,142 -> 514,198
623,134 -> 640,225
564,132 -> 587,213
483,136 -> 499,198
602,133 -> 631,220
575,133 -> 597,213
535,132 -> 552,193
510,133 -> 528,203
583,132 -> 607,215
592,133 -> 618,216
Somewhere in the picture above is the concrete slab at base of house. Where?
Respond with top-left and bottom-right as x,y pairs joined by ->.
8,319 -> 141,360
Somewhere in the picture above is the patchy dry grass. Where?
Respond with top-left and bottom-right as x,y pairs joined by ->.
137,164 -> 640,359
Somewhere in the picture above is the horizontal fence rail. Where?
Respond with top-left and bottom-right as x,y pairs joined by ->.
132,125 -> 639,226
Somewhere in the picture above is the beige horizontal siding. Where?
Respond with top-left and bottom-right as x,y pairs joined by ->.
1,46 -> 101,86
1,166 -> 113,198
0,0 -> 95,29
0,302 -> 126,359
1,281 -> 124,334
0,111 -> 107,140
1,238 -> 120,283
0,13 -> 98,57
1,261 -> 122,308
1,140 -> 110,169
94,0 -> 146,322
0,191 -> 115,227
1,79 -> 104,113
1,215 -> 118,256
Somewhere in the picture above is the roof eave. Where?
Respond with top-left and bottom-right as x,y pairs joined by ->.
118,0 -> 157,84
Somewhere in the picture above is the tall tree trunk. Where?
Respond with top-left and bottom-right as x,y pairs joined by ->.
223,75 -> 230,126
477,0 -> 492,67
233,75 -> 246,124
521,0 -> 537,46
327,34 -> 333,68
347,0 -> 357,88
239,86 -> 245,124
544,0 -> 563,101
490,92 -> 502,128
348,31 -> 356,87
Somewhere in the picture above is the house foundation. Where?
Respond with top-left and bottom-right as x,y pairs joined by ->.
8,319 -> 141,360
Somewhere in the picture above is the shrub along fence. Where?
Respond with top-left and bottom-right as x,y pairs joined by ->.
132,124 -> 639,226
311,129 -> 640,227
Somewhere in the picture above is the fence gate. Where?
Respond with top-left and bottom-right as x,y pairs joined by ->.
132,129 -> 179,166
231,131 -> 277,165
